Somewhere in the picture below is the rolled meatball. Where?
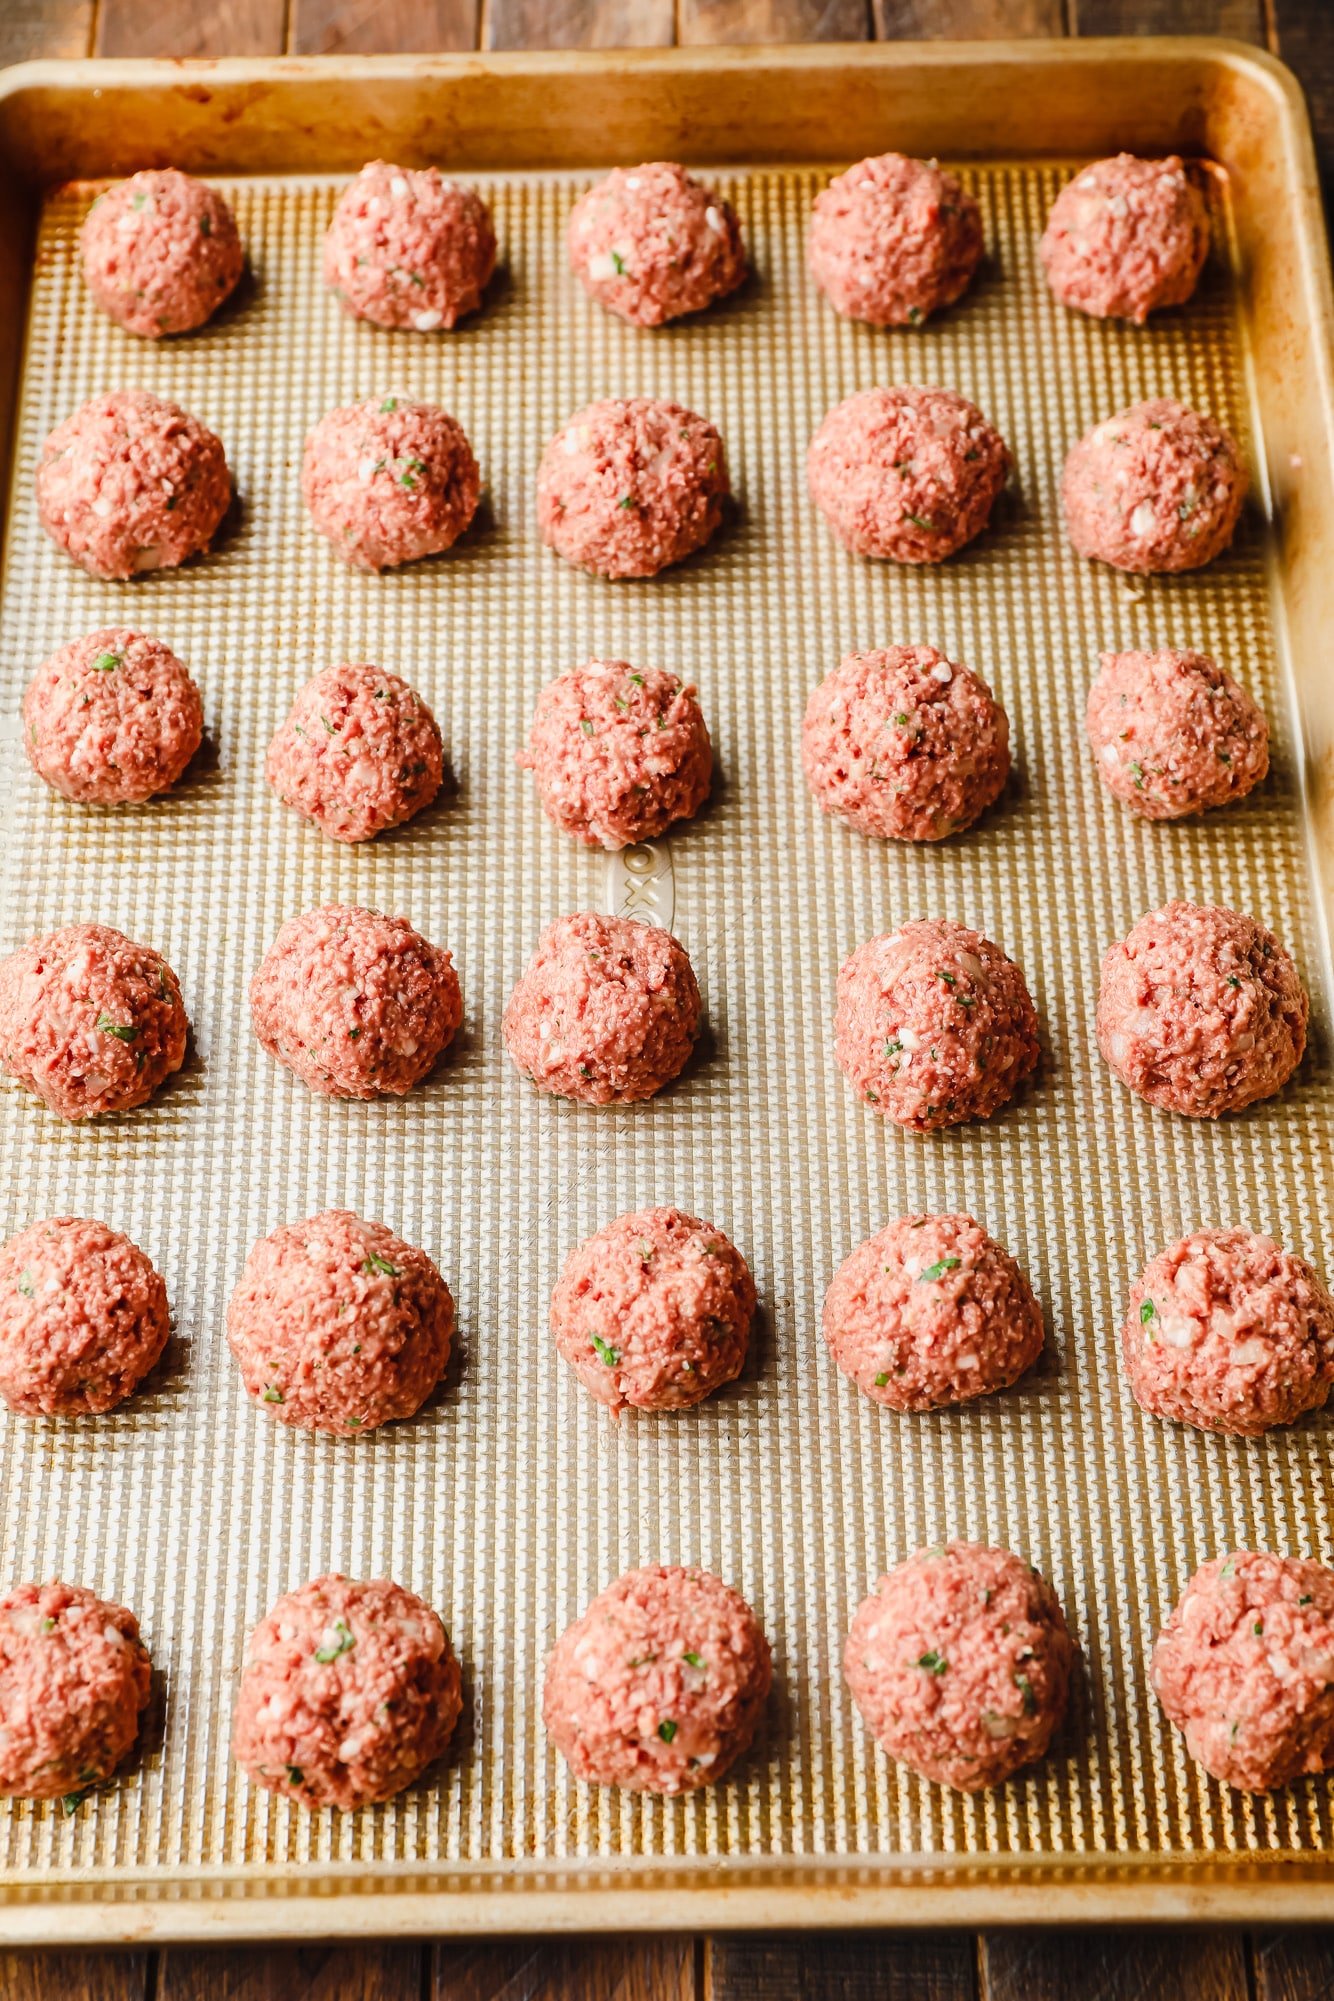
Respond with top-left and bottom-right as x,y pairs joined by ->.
845,1543 -> 1074,1791
302,399 -> 480,572
23,628 -> 203,805
543,1564 -> 770,1794
0,1581 -> 151,1800
1041,153 -> 1209,324
809,152 -> 983,327
323,161 -> 495,332
552,1207 -> 754,1414
37,390 -> 230,582
80,168 -> 244,338
1122,1228 -> 1334,1436
266,662 -> 443,843
0,1217 -> 169,1418
503,911 -> 700,1105
227,1208 -> 452,1435
808,387 -> 1009,563
1086,648 -> 1268,821
537,397 -> 728,579
250,903 -> 461,1100
802,645 -> 1009,842
0,923 -> 187,1121
569,163 -> 746,327
517,660 -> 711,849
1062,399 -> 1246,574
1096,901 -> 1306,1118
823,1214 -> 1043,1412
835,919 -> 1039,1130
1152,1551 -> 1334,1791
233,1574 -> 461,1809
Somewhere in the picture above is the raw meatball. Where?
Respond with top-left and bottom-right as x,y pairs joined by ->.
266,662 -> 443,842
543,1564 -> 770,1794
1152,1551 -> 1334,1791
233,1574 -> 461,1809
809,152 -> 983,327
503,911 -> 699,1105
568,162 -> 746,327
537,397 -> 728,579
37,389 -> 230,582
0,1217 -> 169,1417
517,660 -> 711,849
1086,648 -> 1268,820
323,161 -> 495,332
0,923 -> 187,1121
835,919 -> 1039,1130
23,628 -> 203,805
807,387 -> 1009,563
802,645 -> 1009,842
0,1581 -> 151,1800
1096,901 -> 1307,1118
227,1209 -> 452,1435
250,903 -> 461,1100
1062,399 -> 1247,573
845,1543 -> 1073,1791
80,169 -> 244,338
1041,153 -> 1210,324
823,1214 -> 1042,1411
302,398 -> 480,572
551,1207 -> 754,1414
1122,1228 -> 1334,1436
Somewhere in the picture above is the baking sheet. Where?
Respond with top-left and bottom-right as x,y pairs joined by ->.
0,155 -> 1332,1902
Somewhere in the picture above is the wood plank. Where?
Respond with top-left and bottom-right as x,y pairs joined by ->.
707,1932 -> 976,2000
95,0 -> 287,55
875,0 -> 1062,33
289,0 -> 479,52
483,1 -> 675,47
1253,1930 -> 1334,2001
0,1952 -> 149,2001
678,0 -> 870,44
432,1936 -> 696,1999
1271,0 -> 1334,191
1069,0 -> 1264,36
158,1943 -> 424,2001
979,1930 -> 1250,2001
0,0 -> 94,63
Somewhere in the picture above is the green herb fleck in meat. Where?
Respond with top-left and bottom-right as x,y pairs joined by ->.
363,1252 -> 400,1277
381,396 -> 398,413
263,1386 -> 284,1403
17,1270 -> 34,1298
95,1014 -> 138,1043
1015,1672 -> 1036,1715
918,1257 -> 961,1283
314,1617 -> 355,1664
591,1333 -> 619,1367
903,512 -> 937,532
1140,1299 -> 1157,1325
657,1718 -> 677,1743
873,1371 -> 889,1387
915,1649 -> 948,1674
91,652 -> 121,673
610,250 -> 627,276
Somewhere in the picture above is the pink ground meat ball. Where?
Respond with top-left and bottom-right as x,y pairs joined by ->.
0,1217 -> 169,1418
266,662 -> 443,842
1062,399 -> 1247,573
23,627 -> 203,805
80,169 -> 244,338
0,922 -> 187,1122
551,1207 -> 755,1414
1085,648 -> 1268,821
1041,153 -> 1210,324
807,386 -> 1009,563
1122,1228 -> 1334,1436
250,904 -> 461,1101
37,389 -> 231,582
845,1543 -> 1074,1792
802,645 -> 1009,842
503,911 -> 700,1105
517,660 -> 712,849
323,161 -> 496,332
1152,1551 -> 1334,1791
233,1574 -> 461,1810
543,1564 -> 771,1794
537,397 -> 728,579
568,162 -> 746,327
809,152 -> 983,327
823,1214 -> 1043,1412
227,1208 -> 453,1435
302,399 -> 481,572
1096,901 -> 1307,1119
0,1581 -> 151,1800
835,919 -> 1039,1131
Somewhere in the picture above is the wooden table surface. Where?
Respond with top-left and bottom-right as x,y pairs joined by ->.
2,0 -> 1332,1995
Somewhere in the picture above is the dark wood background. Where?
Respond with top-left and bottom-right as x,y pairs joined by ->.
1,0 -> 1331,1994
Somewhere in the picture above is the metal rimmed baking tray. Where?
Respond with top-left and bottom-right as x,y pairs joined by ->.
0,39 -> 1333,1942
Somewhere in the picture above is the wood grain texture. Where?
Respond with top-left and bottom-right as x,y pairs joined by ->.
679,0 -> 870,43
289,0 -> 479,53
94,0 -> 286,56
708,1932 -> 977,1999
1253,1930 -> 1334,2001
1069,0 -> 1264,35
979,1930 -> 1250,2001
0,1952 -> 149,2001
483,0 -> 675,46
157,1944 -> 425,2001
874,0 -> 1063,34
0,0 -> 94,63
432,1937 -> 696,1999
1271,0 -> 1334,191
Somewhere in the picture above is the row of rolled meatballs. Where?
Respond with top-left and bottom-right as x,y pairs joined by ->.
5,1543 -> 1333,1817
